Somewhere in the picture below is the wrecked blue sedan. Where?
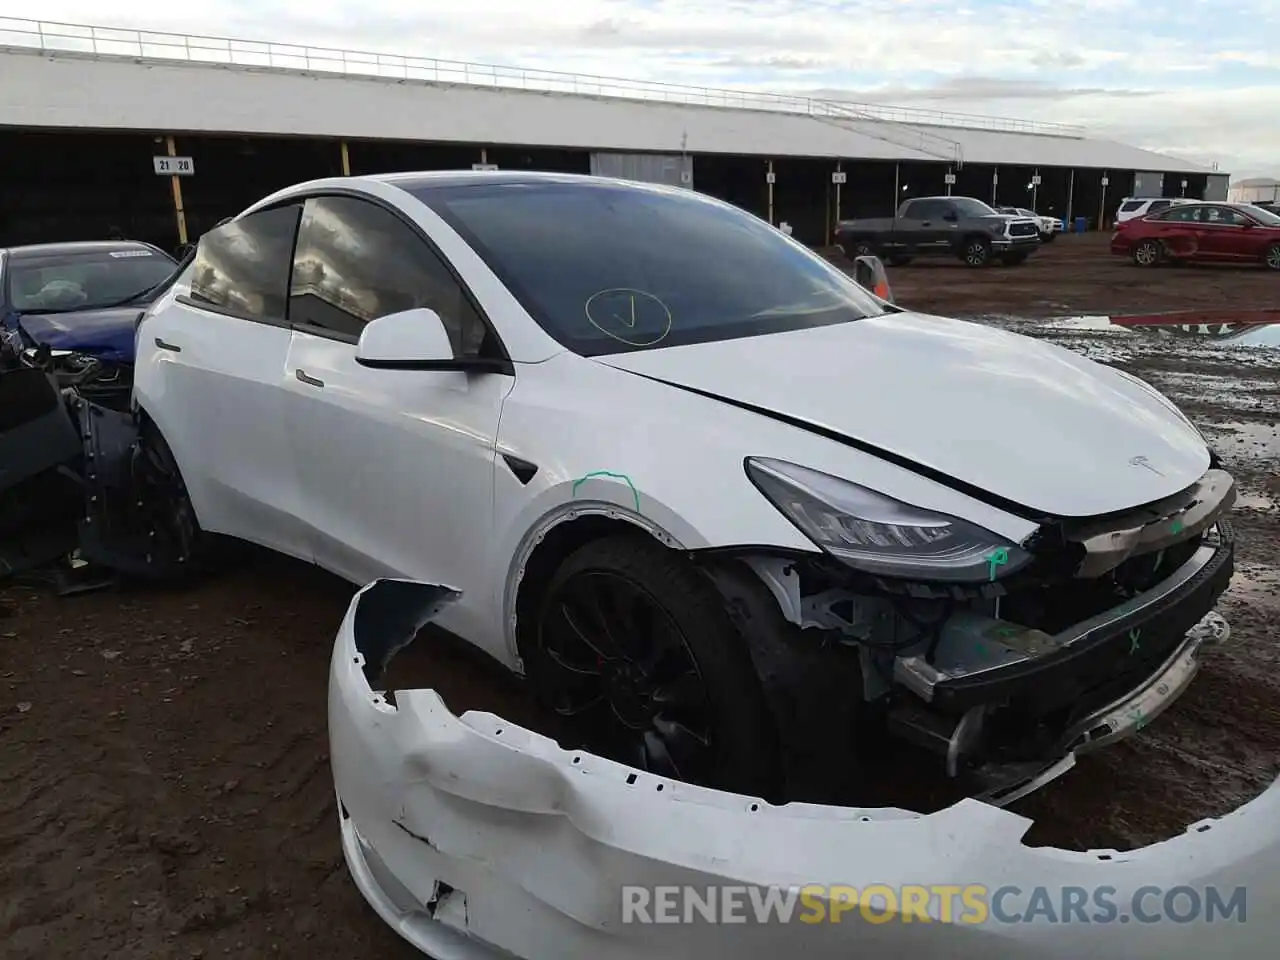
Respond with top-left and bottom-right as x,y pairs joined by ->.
0,240 -> 178,405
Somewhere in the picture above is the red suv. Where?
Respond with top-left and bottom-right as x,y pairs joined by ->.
1111,201 -> 1280,269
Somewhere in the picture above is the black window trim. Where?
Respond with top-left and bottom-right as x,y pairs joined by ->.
176,199 -> 304,329
286,187 -> 513,375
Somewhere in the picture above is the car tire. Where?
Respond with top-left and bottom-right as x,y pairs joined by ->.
1133,239 -> 1163,267
1266,243 -> 1280,271
132,421 -> 216,578
528,534 -> 782,798
962,237 -> 992,267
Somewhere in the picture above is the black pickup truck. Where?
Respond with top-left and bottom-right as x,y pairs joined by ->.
836,196 -> 1042,267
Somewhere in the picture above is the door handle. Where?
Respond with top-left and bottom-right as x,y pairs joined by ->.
154,337 -> 181,352
295,368 -> 325,388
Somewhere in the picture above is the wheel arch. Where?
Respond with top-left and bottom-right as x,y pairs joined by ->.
505,505 -> 685,673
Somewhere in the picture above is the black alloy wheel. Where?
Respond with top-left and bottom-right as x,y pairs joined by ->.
535,566 -> 716,782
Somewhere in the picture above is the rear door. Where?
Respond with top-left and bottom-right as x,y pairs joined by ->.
898,199 -> 948,253
1146,205 -> 1200,257
133,203 -> 314,559
279,192 -> 512,642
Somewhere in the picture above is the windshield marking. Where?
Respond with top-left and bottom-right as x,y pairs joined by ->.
584,288 -> 673,347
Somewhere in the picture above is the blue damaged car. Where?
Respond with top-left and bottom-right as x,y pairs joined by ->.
0,240 -> 179,406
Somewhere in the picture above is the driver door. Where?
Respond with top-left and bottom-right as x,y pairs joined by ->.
279,193 -> 513,643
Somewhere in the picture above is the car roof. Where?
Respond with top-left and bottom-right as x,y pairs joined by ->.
369,169 -> 653,193
1,240 -> 168,261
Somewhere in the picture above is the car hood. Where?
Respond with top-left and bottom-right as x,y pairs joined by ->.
593,313 -> 1210,519
16,306 -> 144,363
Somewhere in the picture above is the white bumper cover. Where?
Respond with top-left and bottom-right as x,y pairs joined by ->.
330,579 -> 1280,960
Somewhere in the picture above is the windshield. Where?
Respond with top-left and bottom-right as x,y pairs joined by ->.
1240,204 -> 1280,226
949,197 -> 997,217
1016,208 -> 1038,218
6,248 -> 176,313
411,180 -> 888,356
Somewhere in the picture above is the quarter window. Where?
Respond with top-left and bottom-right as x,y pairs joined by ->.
289,195 -> 487,357
1148,200 -> 1172,212
187,204 -> 302,322
1154,207 -> 1197,222
1119,201 -> 1144,213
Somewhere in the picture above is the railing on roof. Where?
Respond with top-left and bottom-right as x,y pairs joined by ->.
0,17 -> 1088,139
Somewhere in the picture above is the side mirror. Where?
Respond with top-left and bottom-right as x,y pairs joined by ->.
356,307 -> 453,369
853,255 -> 894,303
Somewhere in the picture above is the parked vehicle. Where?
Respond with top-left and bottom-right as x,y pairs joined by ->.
6,173 -> 1237,819
0,240 -> 178,405
837,196 -> 1041,267
996,205 -> 1060,242
1110,201 -> 1280,269
1114,197 -> 1193,223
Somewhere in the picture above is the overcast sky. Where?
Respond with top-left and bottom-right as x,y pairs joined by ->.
4,0 -> 1277,179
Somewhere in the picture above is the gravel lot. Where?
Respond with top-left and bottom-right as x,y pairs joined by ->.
2,232 -> 1278,958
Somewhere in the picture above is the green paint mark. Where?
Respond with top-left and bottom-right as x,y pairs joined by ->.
571,470 -> 641,513
1129,628 -> 1142,655
1127,706 -> 1145,730
986,548 -> 1010,582
1171,518 -> 1184,535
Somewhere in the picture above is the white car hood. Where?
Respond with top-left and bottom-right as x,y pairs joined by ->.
593,313 -> 1210,519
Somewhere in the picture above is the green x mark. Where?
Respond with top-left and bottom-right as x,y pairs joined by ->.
1129,628 -> 1142,655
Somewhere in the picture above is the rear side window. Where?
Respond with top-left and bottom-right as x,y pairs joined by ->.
187,204 -> 302,323
1119,201 -> 1143,212
1148,200 -> 1172,212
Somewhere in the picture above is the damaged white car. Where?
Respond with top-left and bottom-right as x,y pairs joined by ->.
1,170 -> 1251,954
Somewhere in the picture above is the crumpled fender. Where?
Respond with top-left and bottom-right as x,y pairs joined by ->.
330,578 -> 1280,960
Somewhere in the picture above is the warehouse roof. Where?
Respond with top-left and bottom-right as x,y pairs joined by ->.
0,19 -> 1219,175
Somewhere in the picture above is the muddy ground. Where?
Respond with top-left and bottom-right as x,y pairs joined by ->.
2,232 -> 1278,958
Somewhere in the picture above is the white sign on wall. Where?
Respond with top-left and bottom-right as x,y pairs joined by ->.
992,171 -> 999,184
832,171 -> 847,184
1101,176 -> 1110,186
1031,174 -> 1042,185
153,156 -> 194,176
944,173 -> 956,185
766,171 -> 776,184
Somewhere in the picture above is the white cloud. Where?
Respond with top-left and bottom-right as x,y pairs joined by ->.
2,0 -> 1277,178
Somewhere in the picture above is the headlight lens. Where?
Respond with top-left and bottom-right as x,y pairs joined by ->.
746,457 -> 1031,582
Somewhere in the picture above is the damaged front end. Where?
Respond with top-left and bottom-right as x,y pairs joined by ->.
713,460 -> 1236,806
0,366 -> 194,591
331,579 -> 1277,960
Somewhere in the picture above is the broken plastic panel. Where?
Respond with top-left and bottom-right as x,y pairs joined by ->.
331,578 -> 1280,960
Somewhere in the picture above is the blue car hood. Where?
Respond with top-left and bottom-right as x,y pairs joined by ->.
15,306 -> 144,364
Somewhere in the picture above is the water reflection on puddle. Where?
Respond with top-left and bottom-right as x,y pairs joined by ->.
1202,420 -> 1280,462
1038,314 -> 1280,349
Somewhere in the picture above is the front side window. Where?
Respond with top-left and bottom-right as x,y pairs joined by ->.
946,197 -> 997,217
289,195 -> 487,356
411,180 -> 888,357
1153,206 -> 1197,222
7,247 -> 177,313
187,204 -> 301,322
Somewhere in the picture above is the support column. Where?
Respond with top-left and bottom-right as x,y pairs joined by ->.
767,160 -> 775,225
1099,171 -> 1109,230
1031,167 -> 1040,212
892,162 -> 900,211
991,168 -> 999,205
340,141 -> 351,176
1065,169 -> 1075,226
165,135 -> 188,248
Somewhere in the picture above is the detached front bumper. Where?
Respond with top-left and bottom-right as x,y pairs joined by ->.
330,579 -> 1280,960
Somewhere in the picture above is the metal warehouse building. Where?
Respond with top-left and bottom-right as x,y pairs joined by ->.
0,19 -> 1230,252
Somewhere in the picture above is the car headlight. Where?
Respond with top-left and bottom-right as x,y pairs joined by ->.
746,457 -> 1031,582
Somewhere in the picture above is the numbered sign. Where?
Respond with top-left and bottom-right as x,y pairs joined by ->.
766,171 -> 776,184
832,171 -> 847,185
1031,174 -> 1042,185
1181,179 -> 1188,188
992,171 -> 999,184
679,169 -> 692,184
944,173 -> 956,185
153,156 -> 194,176
1100,176 -> 1109,186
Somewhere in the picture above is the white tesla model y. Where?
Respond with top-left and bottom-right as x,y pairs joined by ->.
132,171 -> 1235,805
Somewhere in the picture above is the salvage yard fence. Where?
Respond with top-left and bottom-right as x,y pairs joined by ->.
0,17 -> 1087,139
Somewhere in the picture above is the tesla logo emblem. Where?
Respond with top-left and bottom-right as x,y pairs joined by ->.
1129,455 -> 1164,476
